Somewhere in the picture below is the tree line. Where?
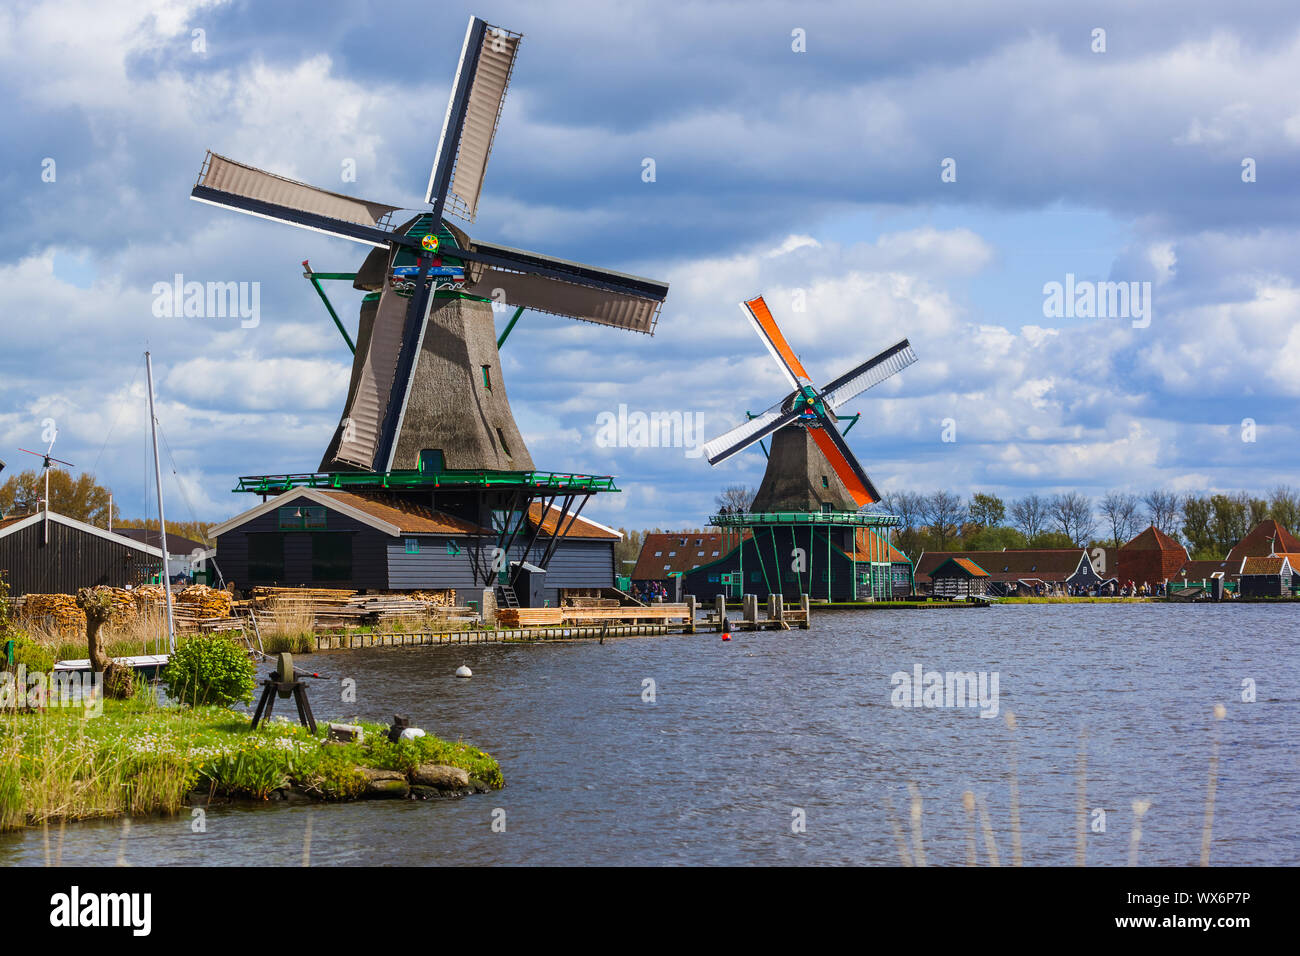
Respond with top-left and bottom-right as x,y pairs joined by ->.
883,487 -> 1300,560
0,469 -> 213,544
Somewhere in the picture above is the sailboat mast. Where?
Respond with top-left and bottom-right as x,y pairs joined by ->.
145,351 -> 176,654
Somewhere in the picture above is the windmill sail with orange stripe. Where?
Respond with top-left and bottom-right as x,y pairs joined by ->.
702,295 -> 916,510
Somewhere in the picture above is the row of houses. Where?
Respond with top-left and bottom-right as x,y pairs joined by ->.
627,518 -> 1300,601
917,520 -> 1300,599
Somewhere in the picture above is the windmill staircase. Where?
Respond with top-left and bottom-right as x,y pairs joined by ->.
495,584 -> 520,610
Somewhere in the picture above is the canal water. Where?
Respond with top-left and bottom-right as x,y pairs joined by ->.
2,603 -> 1295,866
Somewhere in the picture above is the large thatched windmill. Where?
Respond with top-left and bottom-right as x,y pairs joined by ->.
689,295 -> 917,601
191,15 -> 667,478
190,15 -> 669,598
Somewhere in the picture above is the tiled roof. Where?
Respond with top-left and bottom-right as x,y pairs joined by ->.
915,549 -> 1086,585
1117,526 -> 1188,585
632,531 -> 746,579
526,502 -> 620,540
1226,520 -> 1300,562
318,491 -> 490,535
1122,525 -> 1184,552
1174,559 -> 1237,581
934,557 -> 989,577
843,527 -> 911,564
1240,555 -> 1291,575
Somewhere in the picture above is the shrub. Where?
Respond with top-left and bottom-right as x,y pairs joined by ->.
162,635 -> 255,707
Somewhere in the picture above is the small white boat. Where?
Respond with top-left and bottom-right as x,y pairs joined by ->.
53,654 -> 171,679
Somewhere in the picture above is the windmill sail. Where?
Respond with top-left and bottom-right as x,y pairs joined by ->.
820,339 -> 916,411
426,18 -> 522,222
809,408 -> 880,505
191,152 -> 399,246
703,400 -> 801,465
741,296 -> 812,388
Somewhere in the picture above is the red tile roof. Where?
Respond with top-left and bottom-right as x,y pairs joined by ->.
1226,520 -> 1300,563
1117,525 -> 1188,586
632,531 -> 747,579
843,527 -> 911,564
933,557 -> 990,577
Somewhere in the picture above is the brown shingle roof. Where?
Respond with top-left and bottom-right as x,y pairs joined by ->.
318,491 -> 490,535
1174,558 -> 1237,581
526,502 -> 620,540
914,549 -> 1086,585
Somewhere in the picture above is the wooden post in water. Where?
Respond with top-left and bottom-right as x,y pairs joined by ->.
799,593 -> 810,629
775,596 -> 785,626
685,595 -> 696,634
714,594 -> 726,630
744,594 -> 757,627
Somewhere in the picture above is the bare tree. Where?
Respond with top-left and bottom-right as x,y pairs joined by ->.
1049,492 -> 1096,547
1010,493 -> 1048,540
886,490 -> 928,558
1142,489 -> 1180,536
923,490 -> 967,550
1099,491 -> 1140,549
714,484 -> 756,514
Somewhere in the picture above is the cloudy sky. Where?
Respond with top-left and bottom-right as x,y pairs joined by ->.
2,0 -> 1298,531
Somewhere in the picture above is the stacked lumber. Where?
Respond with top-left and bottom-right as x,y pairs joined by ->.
244,587 -> 463,630
563,596 -> 620,608
497,607 -> 564,627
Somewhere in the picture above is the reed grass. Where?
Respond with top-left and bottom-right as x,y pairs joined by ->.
0,692 -> 503,831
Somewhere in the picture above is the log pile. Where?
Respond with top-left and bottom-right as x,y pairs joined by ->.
18,584 -> 234,634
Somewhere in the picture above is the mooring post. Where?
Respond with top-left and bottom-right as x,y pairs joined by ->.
766,593 -> 777,621
685,595 -> 696,634
799,593 -> 810,629
715,594 -> 726,629
744,594 -> 757,626
775,596 -> 785,626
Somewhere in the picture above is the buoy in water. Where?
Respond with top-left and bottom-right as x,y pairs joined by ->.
455,664 -> 472,678
721,616 -> 732,641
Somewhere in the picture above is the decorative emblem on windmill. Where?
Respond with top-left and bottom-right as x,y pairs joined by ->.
189,15 -> 669,476
703,296 -> 916,513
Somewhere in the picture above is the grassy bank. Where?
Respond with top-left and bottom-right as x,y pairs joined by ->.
0,693 -> 502,831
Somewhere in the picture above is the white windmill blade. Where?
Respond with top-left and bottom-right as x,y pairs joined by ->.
740,295 -> 813,391
819,339 -> 916,412
425,16 -> 523,221
703,398 -> 801,465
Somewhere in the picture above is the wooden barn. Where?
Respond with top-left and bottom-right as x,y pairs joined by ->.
929,556 -> 991,598
209,486 -> 619,605
0,511 -> 164,597
1237,555 -> 1294,597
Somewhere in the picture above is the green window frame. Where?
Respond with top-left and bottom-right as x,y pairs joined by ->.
405,538 -> 420,555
